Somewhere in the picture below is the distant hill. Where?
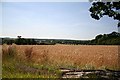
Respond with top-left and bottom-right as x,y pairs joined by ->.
1,31 -> 120,45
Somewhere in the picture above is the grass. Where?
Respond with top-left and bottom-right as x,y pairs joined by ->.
2,44 -> 61,78
2,54 -> 60,78
2,44 -> 120,78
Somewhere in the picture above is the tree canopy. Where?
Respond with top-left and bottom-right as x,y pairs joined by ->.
89,1 -> 120,27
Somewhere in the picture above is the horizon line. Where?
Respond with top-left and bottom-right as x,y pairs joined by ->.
0,36 -> 93,41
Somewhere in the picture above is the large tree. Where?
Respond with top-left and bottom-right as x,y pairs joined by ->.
89,0 -> 120,69
89,0 -> 120,27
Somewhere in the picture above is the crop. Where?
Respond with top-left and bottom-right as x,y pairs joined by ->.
14,45 -> 119,69
2,44 -> 120,78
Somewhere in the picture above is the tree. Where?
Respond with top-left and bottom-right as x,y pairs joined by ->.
17,36 -> 21,39
15,36 -> 22,45
89,0 -> 120,27
95,34 -> 103,40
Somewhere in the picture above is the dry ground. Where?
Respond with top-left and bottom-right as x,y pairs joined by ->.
15,44 -> 119,69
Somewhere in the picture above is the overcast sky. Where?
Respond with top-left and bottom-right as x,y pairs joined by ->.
1,2 -> 119,40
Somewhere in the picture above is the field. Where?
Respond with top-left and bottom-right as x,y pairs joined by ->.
2,44 -> 120,78
16,45 -> 119,68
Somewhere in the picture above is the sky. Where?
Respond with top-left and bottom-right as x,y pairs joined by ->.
1,2 -> 119,40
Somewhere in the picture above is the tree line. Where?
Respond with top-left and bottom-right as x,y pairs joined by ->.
1,31 -> 120,45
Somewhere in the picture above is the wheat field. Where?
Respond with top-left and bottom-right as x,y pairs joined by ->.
13,44 -> 119,69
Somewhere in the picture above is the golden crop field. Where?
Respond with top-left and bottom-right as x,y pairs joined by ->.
14,44 -> 120,69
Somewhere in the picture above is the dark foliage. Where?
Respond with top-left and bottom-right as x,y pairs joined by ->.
1,31 -> 120,45
89,1 -> 120,27
90,31 -> 120,45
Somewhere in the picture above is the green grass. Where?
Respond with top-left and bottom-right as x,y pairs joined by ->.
2,58 -> 60,78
